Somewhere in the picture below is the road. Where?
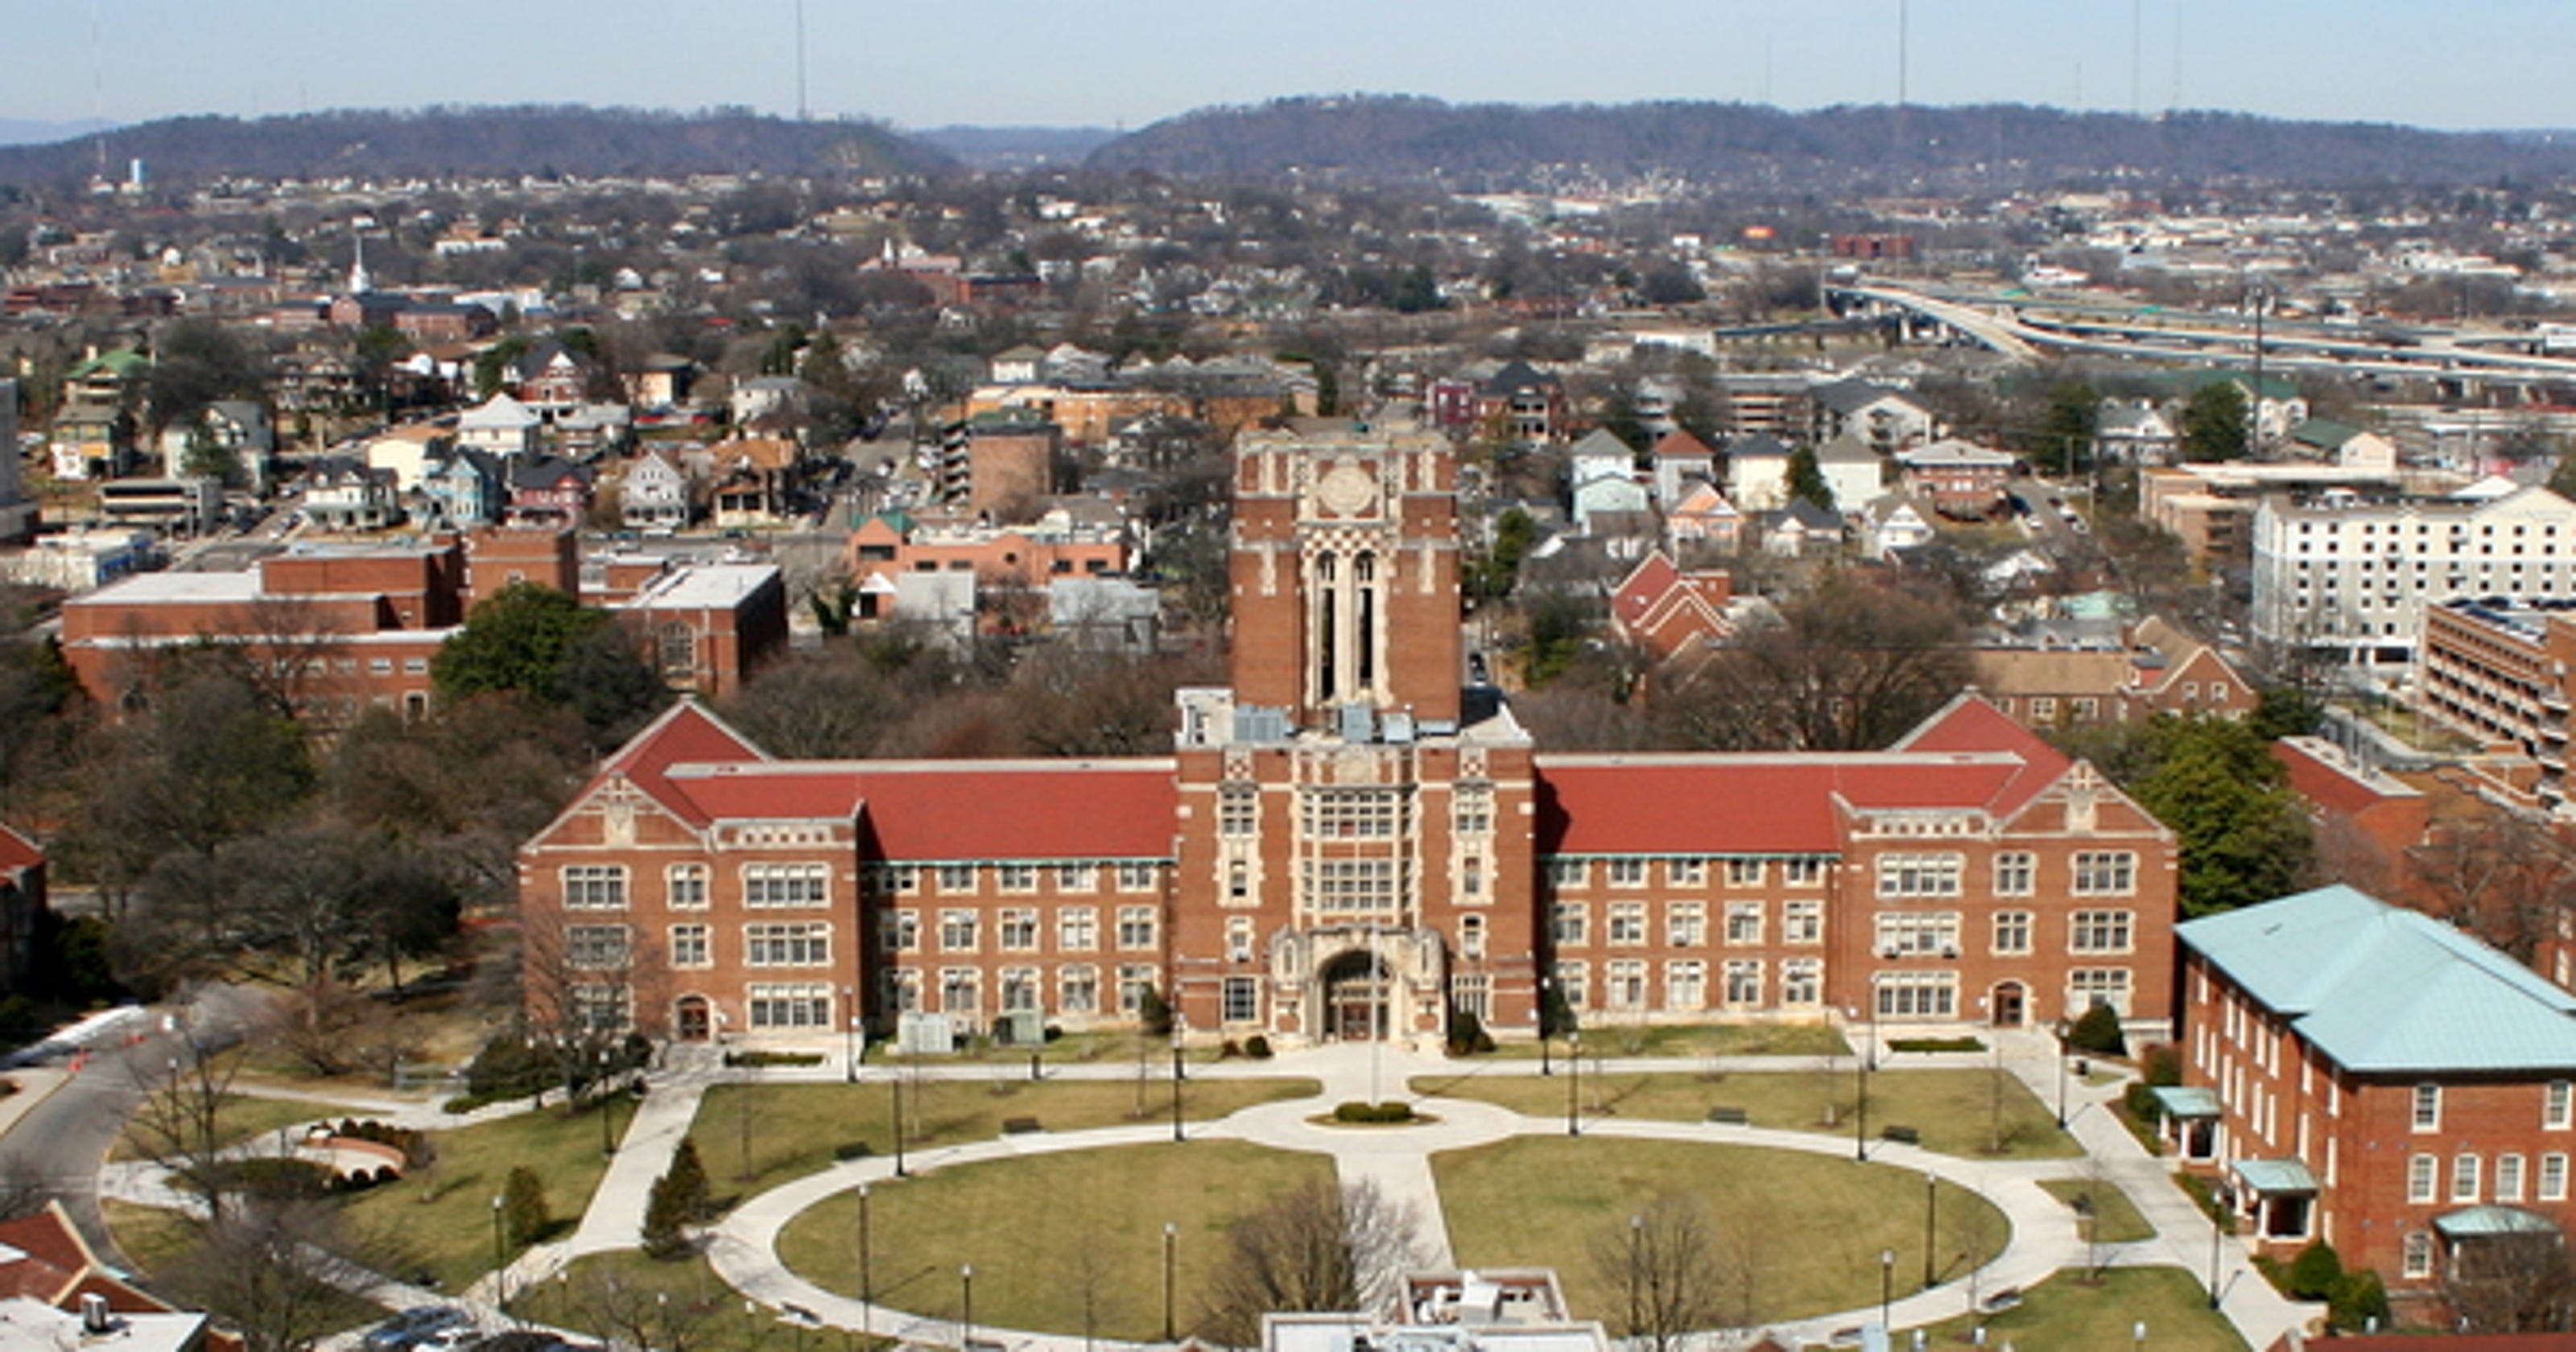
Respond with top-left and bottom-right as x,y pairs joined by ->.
0,986 -> 271,1259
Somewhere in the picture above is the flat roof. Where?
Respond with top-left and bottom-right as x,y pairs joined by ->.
71,571 -> 259,605
621,563 -> 779,610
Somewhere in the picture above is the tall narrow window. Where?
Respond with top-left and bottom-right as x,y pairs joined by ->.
1355,553 -> 1377,687
1315,553 -> 1336,702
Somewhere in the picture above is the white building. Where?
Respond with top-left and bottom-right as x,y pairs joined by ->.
2251,482 -> 2576,667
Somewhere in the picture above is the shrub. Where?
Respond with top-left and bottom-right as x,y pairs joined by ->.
1331,1101 -> 1415,1124
832,1142 -> 873,1162
720,1050 -> 824,1068
2285,1242 -> 2343,1301
2141,1043 -> 2184,1087
502,1166 -> 549,1247
464,1036 -> 555,1101
2066,1001 -> 2127,1057
1886,1037 -> 1983,1053
1139,986 -> 1174,1037
1445,1009 -> 1496,1056
2123,1082 -> 2165,1126
1220,1039 -> 1243,1059
2330,1270 -> 2389,1329
1244,1035 -> 1274,1060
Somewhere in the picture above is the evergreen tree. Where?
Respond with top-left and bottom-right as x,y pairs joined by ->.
1785,444 -> 1834,511
2180,381 -> 2250,462
2031,381 -> 2098,476
641,1138 -> 712,1259
2129,715 -> 2313,916
502,1165 -> 548,1247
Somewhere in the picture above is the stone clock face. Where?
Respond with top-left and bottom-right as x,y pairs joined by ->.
1317,464 -> 1378,517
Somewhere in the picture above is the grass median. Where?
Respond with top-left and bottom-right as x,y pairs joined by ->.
1920,1266 -> 2248,1350
341,1103 -> 619,1292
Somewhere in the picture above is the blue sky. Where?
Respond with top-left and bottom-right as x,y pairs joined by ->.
10,0 -> 2574,134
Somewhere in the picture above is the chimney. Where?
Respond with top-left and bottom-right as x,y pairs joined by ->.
80,1292 -> 112,1333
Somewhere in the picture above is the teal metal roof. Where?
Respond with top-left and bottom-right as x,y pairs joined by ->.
2153,1086 -> 2222,1118
2231,1159 -> 2318,1195
2436,1206 -> 2558,1239
2180,886 -> 2576,1075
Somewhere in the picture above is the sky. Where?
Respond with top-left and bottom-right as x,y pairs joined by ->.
10,0 -> 2576,135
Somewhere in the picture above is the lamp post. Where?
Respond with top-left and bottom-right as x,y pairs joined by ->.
857,1184 -> 873,1336
1879,1248 -> 1895,1333
890,1070 -> 907,1177
1922,1171 -> 1940,1288
1537,977 -> 1553,1076
1625,1214 -> 1644,1346
1162,1221 -> 1179,1342
598,1048 -> 617,1157
2207,1204 -> 2226,1310
2054,1020 -> 2070,1128
1170,1020 -> 1187,1144
1567,1032 -> 1583,1136
2132,1319 -> 2147,1350
1855,1029 -> 1871,1162
843,988 -> 858,1083
489,1194 -> 506,1305
960,1264 -> 975,1351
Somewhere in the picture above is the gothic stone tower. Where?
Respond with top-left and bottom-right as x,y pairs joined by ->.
1172,422 -> 1537,1046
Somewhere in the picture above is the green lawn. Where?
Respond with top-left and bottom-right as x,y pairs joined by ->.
1474,1023 -> 1852,1061
1411,1068 -> 2079,1160
776,1141 -> 1335,1342
513,1249 -> 888,1352
692,1077 -> 1318,1195
113,1092 -> 344,1162
1436,1138 -> 2008,1326
2041,1178 -> 2156,1246
103,1198 -> 385,1339
341,1103 -> 619,1292
1919,1266 -> 2248,1350
877,1030 -> 1241,1068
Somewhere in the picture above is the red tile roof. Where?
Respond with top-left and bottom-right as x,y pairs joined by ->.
658,760 -> 1181,860
1886,692 -> 2070,814
1651,429 -> 1716,461
1534,754 -> 2029,855
594,700 -> 770,825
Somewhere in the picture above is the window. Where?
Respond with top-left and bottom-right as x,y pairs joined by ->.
1875,972 -> 1958,1019
745,922 -> 830,967
743,863 -> 829,907
1669,857 -> 1707,887
885,910 -> 919,954
2549,1081 -> 2572,1130
748,983 -> 831,1029
1724,901 -> 1765,946
1227,917 -> 1255,962
939,864 -> 976,893
1608,859 -> 1648,888
882,969 -> 921,1014
1659,958 -> 1707,1011
1667,902 -> 1707,948
939,909 -> 980,952
570,983 -> 630,1033
2409,1154 -> 2438,1203
1118,965 -> 1158,1016
939,968 -> 980,1017
1993,852 -> 2035,897
999,909 -> 1038,951
1055,862 -> 1095,892
1724,959 -> 1763,1007
1782,901 -> 1823,944
865,864 -> 918,897
2414,1084 -> 2442,1132
1725,858 -> 1766,888
1782,857 -> 1826,888
2545,1153 -> 2569,1202
667,864 -> 708,909
1451,973 -> 1491,1021
2454,1153 -> 2483,1204
2068,969 -> 2132,1016
2401,1232 -> 2434,1280
1302,787 -> 1406,839
1454,788 -> 1492,836
1228,860 -> 1250,902
562,865 -> 629,909
1059,967 -> 1099,1015
1459,915 -> 1487,961
1550,858 -> 1589,889
1781,958 -> 1822,1005
1554,903 -> 1590,947
669,924 -> 710,968
2500,1154 -> 2527,1204
999,968 -> 1040,1013
2073,852 -> 2138,896
1554,961 -> 1589,1009
1876,854 -> 1963,898
1222,976 -> 1259,1024
1117,905 -> 1159,950
1302,859 -> 1397,913
1992,911 -> 2033,955
566,925 -> 631,970
1059,908 -> 1099,952
1876,913 -> 1960,957
997,864 -> 1037,892
1220,785 -> 1258,837
1118,862 -> 1158,892
1462,856 -> 1484,898
1608,902 -> 1647,946
1605,959 -> 1648,1011
2070,910 -> 2135,954
2029,696 -> 2057,721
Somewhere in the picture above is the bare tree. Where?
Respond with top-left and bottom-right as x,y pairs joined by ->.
159,1197 -> 402,1352
1654,575 -> 1974,752
1201,1178 -> 1429,1345
125,1016 -> 252,1223
1589,1193 -> 1732,1352
2442,1231 -> 2576,1333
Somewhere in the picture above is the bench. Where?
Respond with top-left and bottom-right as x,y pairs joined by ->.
1705,1107 -> 1750,1126
1001,1116 -> 1044,1136
1879,1124 -> 1922,1144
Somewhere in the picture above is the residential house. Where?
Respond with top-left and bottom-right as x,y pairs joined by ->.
154,400 -> 274,486
730,376 -> 810,430
1897,439 -> 2019,519
1975,619 -> 2255,729
419,449 -> 503,530
708,436 -> 804,530
506,455 -> 595,528
2177,885 -> 2576,1296
1664,481 -> 1743,558
514,344 -> 594,409
1810,379 -> 1936,454
1608,550 -> 1736,662
1476,361 -> 1567,444
1724,434 -> 1795,511
1567,430 -> 1649,534
47,404 -> 133,481
456,393 -> 541,458
363,422 -> 458,495
1868,498 -> 1937,556
2162,372 -> 2310,450
621,447 -> 695,532
625,353 -> 699,410
300,458 -> 404,531
1758,500 -> 1845,557
1648,429 -> 1718,509
2285,418 -> 2400,472
555,402 -> 634,458
2096,398 -> 2178,464
1815,432 -> 1886,513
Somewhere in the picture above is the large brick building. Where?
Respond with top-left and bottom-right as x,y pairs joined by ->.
517,422 -> 2176,1049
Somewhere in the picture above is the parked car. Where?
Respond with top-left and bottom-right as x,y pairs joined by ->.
363,1306 -> 470,1352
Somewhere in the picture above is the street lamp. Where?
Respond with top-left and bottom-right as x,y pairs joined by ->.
1879,1248 -> 1896,1333
890,1070 -> 907,1177
2207,1202 -> 2226,1309
1162,1221 -> 1179,1342
1567,1032 -> 1583,1136
489,1194 -> 506,1305
598,1048 -> 617,1156
843,988 -> 858,1083
2132,1319 -> 2147,1350
960,1263 -> 976,1351
1922,1171 -> 1939,1288
2054,1020 -> 2070,1128
1537,976 -> 1553,1077
1625,1214 -> 1645,1346
1855,1029 -> 1871,1162
1170,1021 -> 1187,1144
857,1184 -> 873,1335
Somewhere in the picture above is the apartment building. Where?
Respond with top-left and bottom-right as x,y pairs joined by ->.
2250,484 -> 2576,668
517,422 -> 2178,1051
2417,598 -> 2576,810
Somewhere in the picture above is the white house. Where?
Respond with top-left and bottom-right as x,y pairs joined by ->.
456,394 -> 539,458
1810,379 -> 1936,453
2095,398 -> 2178,464
1868,497 -> 1937,556
1724,434 -> 1794,511
1649,429 -> 1717,509
363,423 -> 456,494
1814,432 -> 1885,513
621,447 -> 693,532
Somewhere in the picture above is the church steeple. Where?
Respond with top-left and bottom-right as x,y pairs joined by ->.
348,233 -> 372,296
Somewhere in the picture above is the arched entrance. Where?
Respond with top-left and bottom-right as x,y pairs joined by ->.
674,995 -> 712,1042
1318,950 -> 1389,1041
1990,981 -> 2026,1028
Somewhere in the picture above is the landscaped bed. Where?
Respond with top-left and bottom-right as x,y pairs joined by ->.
1434,1137 -> 2008,1326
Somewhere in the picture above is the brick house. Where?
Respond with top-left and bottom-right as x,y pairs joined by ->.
2178,885 -> 2576,1295
517,421 -> 2178,1051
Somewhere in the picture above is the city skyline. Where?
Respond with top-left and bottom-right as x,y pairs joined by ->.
10,0 -> 2576,139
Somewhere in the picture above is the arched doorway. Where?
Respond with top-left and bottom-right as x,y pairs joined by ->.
1990,981 -> 2026,1028
1318,950 -> 1389,1041
674,995 -> 712,1042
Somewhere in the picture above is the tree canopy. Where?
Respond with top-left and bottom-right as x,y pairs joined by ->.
2180,381 -> 2250,463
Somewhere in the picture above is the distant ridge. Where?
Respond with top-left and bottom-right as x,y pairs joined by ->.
916,125 -> 1117,170
0,105 -> 954,186
1085,95 -> 2576,190
0,118 -> 109,149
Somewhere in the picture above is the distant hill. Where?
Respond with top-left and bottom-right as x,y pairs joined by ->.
916,125 -> 1118,170
1087,95 -> 2576,191
0,118 -> 109,149
0,106 -> 954,186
